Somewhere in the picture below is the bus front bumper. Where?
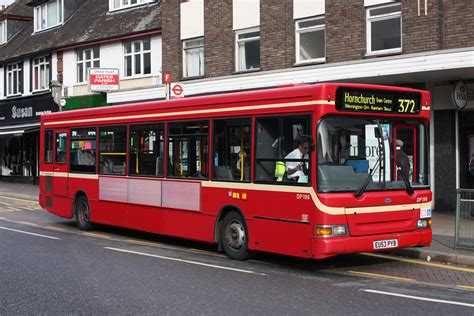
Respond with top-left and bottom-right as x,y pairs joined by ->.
312,228 -> 432,259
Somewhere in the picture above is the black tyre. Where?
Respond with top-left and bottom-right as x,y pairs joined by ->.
220,211 -> 249,260
75,195 -> 94,231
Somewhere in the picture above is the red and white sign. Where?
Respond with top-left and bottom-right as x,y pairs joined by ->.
89,68 -> 119,92
164,73 -> 172,85
171,84 -> 185,98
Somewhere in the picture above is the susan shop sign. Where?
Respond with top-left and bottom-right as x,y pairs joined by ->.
89,68 -> 119,92
0,94 -> 57,124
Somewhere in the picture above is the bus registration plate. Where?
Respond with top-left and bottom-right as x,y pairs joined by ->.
373,239 -> 398,249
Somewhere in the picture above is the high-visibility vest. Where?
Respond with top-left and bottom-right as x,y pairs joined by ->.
275,161 -> 285,182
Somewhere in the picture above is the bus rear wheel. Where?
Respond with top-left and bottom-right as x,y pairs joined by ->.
75,195 -> 94,231
220,211 -> 249,260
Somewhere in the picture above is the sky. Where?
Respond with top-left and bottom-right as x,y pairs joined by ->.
0,0 -> 14,5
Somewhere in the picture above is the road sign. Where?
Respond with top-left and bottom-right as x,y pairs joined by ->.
89,68 -> 119,92
164,73 -> 172,84
171,84 -> 185,98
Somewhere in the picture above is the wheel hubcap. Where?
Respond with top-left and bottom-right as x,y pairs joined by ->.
78,202 -> 89,225
225,220 -> 245,250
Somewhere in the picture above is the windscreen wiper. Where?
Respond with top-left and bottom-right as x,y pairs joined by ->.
355,123 -> 385,198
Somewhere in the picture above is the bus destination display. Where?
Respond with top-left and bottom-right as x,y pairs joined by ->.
335,88 -> 422,115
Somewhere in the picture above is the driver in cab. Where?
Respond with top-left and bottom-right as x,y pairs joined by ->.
285,140 -> 309,183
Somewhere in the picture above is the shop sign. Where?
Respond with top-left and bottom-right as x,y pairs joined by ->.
0,94 -> 57,124
452,81 -> 468,109
89,68 -> 119,92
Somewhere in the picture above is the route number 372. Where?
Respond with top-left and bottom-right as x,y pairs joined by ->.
398,99 -> 416,113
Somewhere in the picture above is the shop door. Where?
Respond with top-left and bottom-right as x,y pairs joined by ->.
53,130 -> 69,197
393,125 -> 417,183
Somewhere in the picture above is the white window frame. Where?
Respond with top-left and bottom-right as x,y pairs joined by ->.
6,63 -> 22,97
0,21 -> 7,44
235,28 -> 261,72
295,16 -> 326,64
33,0 -> 64,33
76,47 -> 101,84
32,56 -> 50,92
123,38 -> 152,78
109,0 -> 156,12
366,3 -> 402,56
182,37 -> 204,78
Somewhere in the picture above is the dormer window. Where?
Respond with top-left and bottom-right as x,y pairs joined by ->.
34,0 -> 63,32
109,0 -> 156,12
0,21 -> 6,44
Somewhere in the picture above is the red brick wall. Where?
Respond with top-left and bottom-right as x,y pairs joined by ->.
442,0 -> 474,49
325,0 -> 366,63
260,0 -> 294,70
204,0 -> 234,78
161,0 -> 181,81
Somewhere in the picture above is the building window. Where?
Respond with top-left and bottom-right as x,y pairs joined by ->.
183,38 -> 204,78
124,38 -> 151,77
34,0 -> 63,32
296,17 -> 325,64
0,21 -> 6,44
367,3 -> 402,55
236,29 -> 260,72
99,126 -> 127,176
6,63 -> 22,96
109,0 -> 156,12
76,47 -> 100,83
32,56 -> 50,92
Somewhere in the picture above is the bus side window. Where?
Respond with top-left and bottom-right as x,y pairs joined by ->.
44,130 -> 53,164
70,128 -> 97,173
255,115 -> 311,184
98,126 -> 127,176
129,123 -> 165,177
168,121 -> 209,179
213,118 -> 251,182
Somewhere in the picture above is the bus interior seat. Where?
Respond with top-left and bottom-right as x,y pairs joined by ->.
214,166 -> 234,180
346,159 -> 369,173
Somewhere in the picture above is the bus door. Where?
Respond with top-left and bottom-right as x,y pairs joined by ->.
393,125 -> 417,182
53,130 -> 69,198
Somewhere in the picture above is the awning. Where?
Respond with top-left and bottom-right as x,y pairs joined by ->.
0,123 -> 40,136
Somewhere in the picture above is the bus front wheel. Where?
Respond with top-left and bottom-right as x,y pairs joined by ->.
220,211 -> 249,260
75,195 -> 94,231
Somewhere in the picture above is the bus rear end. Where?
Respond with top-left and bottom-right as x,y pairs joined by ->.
312,85 -> 431,259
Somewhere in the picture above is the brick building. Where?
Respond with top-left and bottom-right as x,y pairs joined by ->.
0,0 -> 473,212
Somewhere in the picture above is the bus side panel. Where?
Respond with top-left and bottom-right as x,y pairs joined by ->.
163,210 -> 215,243
49,196 -> 74,218
127,203 -> 165,234
89,200 -> 128,227
68,178 -> 100,202
252,219 -> 312,258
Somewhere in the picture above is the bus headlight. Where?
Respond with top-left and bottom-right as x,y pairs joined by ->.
417,218 -> 432,229
315,225 -> 348,237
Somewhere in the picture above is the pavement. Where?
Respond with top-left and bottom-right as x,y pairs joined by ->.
0,180 -> 473,268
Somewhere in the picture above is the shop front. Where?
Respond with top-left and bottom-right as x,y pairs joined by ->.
0,94 -> 58,184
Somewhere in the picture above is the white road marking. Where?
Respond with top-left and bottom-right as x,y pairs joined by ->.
105,247 -> 266,276
0,226 -> 60,240
362,289 -> 474,308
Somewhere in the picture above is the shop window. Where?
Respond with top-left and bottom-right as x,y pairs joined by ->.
109,0 -> 155,12
32,56 -> 50,92
55,132 -> 67,164
34,0 -> 63,32
6,63 -> 23,96
124,38 -> 151,77
76,46 -> 100,83
236,29 -> 260,71
213,118 -> 251,182
99,126 -> 127,175
183,37 -> 204,78
255,115 -> 311,184
296,16 -> 325,64
168,121 -> 209,179
70,128 -> 97,173
367,3 -> 402,55
129,123 -> 164,177
44,130 -> 53,164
